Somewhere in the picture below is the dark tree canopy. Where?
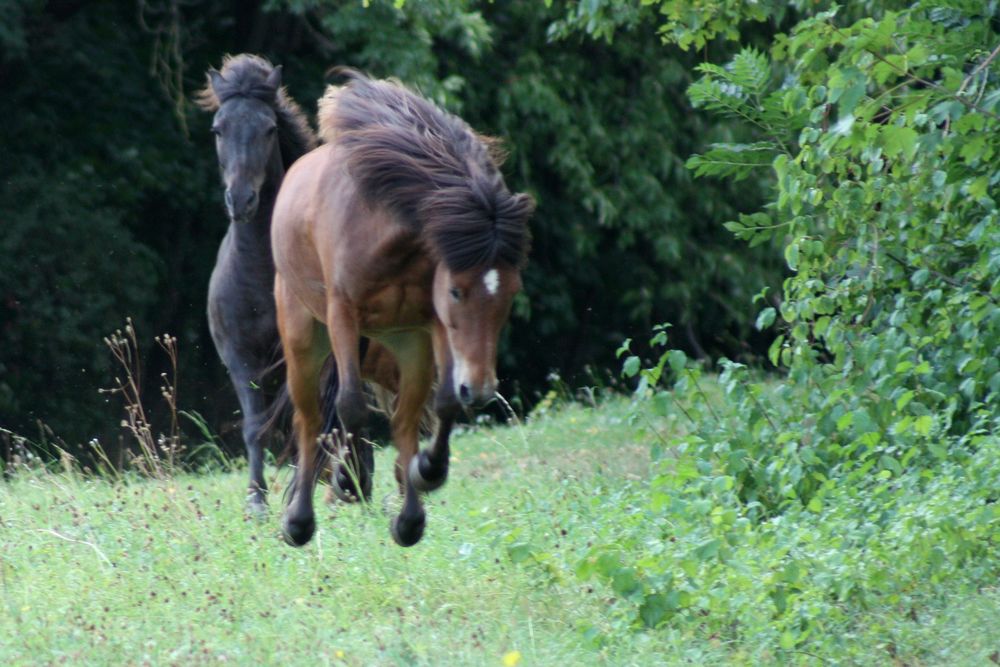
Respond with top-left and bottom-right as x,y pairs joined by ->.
0,1 -> 780,457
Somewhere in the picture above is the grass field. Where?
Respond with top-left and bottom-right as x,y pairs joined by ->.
2,396 -> 999,665
1,399 -> 660,665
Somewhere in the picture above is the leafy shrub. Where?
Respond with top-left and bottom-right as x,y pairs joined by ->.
538,0 -> 1000,659
685,4 -> 1000,450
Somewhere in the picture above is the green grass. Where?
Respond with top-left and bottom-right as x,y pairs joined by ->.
0,399 -> 657,666
2,396 -> 999,665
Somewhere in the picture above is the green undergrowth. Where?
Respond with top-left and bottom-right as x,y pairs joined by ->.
2,389 -> 999,665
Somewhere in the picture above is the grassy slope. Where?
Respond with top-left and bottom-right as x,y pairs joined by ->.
1,398 -> 998,665
1,400 -> 656,666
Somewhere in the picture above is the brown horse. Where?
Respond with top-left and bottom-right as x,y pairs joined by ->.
272,70 -> 534,547
197,55 -> 399,512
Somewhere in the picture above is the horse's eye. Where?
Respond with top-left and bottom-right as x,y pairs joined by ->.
449,287 -> 462,302
266,125 -> 277,137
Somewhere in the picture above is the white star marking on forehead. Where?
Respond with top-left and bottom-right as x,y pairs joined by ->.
483,269 -> 499,296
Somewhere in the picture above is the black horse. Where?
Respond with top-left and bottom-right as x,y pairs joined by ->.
196,55 -> 318,513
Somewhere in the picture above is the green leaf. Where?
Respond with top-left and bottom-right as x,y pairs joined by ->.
687,142 -> 778,180
784,242 -> 799,271
639,593 -> 672,628
829,67 -> 867,115
968,176 -> 988,199
666,349 -> 687,373
836,411 -> 854,431
896,390 -> 915,411
881,125 -> 918,161
507,543 -> 534,564
623,356 -> 641,378
768,335 -> 785,367
756,306 -> 777,330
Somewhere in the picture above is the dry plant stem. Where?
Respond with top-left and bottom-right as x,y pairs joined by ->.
100,319 -> 184,478
156,333 -> 181,470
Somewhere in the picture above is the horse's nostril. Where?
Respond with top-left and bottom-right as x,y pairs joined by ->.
226,188 -> 258,220
459,384 -> 471,403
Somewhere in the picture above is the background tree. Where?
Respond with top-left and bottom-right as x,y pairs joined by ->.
1,0 -> 780,457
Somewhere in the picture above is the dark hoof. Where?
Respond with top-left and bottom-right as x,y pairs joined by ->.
246,500 -> 268,521
408,451 -> 447,494
330,465 -> 372,503
390,512 -> 425,547
281,512 -> 316,547
245,493 -> 268,520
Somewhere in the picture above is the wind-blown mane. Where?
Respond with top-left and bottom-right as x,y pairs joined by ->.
196,54 -> 317,168
321,69 -> 533,272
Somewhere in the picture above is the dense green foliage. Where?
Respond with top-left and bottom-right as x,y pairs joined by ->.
1,0 -> 779,454
557,0 -> 1000,656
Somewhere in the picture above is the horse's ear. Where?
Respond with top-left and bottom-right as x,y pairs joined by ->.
208,67 -> 227,94
266,65 -> 283,94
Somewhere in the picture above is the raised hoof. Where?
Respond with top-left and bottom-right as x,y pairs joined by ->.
330,466 -> 372,503
281,512 -> 316,547
408,452 -> 447,494
390,512 -> 425,547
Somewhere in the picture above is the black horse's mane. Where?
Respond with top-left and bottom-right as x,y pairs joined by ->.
326,68 -> 533,272
196,54 -> 317,169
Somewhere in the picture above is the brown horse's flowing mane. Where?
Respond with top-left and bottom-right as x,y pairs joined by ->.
322,69 -> 533,272
196,54 -> 317,168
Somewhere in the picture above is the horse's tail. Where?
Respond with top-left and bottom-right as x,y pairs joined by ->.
266,356 -> 340,470
258,351 -> 294,468
365,381 -> 438,437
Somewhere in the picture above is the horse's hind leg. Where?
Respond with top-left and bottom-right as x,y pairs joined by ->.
383,333 -> 434,547
326,338 -> 374,503
276,277 -> 326,547
323,299 -> 375,504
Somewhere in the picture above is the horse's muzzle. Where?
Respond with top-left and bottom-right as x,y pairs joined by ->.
458,381 -> 497,409
225,187 -> 258,222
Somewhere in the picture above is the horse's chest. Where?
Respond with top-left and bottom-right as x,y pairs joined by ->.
359,283 -> 432,331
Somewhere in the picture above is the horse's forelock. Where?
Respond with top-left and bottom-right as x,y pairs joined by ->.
198,54 -> 318,162
197,55 -> 278,111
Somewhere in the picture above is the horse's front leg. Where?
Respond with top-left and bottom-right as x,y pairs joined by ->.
409,321 -> 460,494
276,277 -> 326,547
325,299 -> 373,503
231,375 -> 270,516
382,332 -> 434,547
